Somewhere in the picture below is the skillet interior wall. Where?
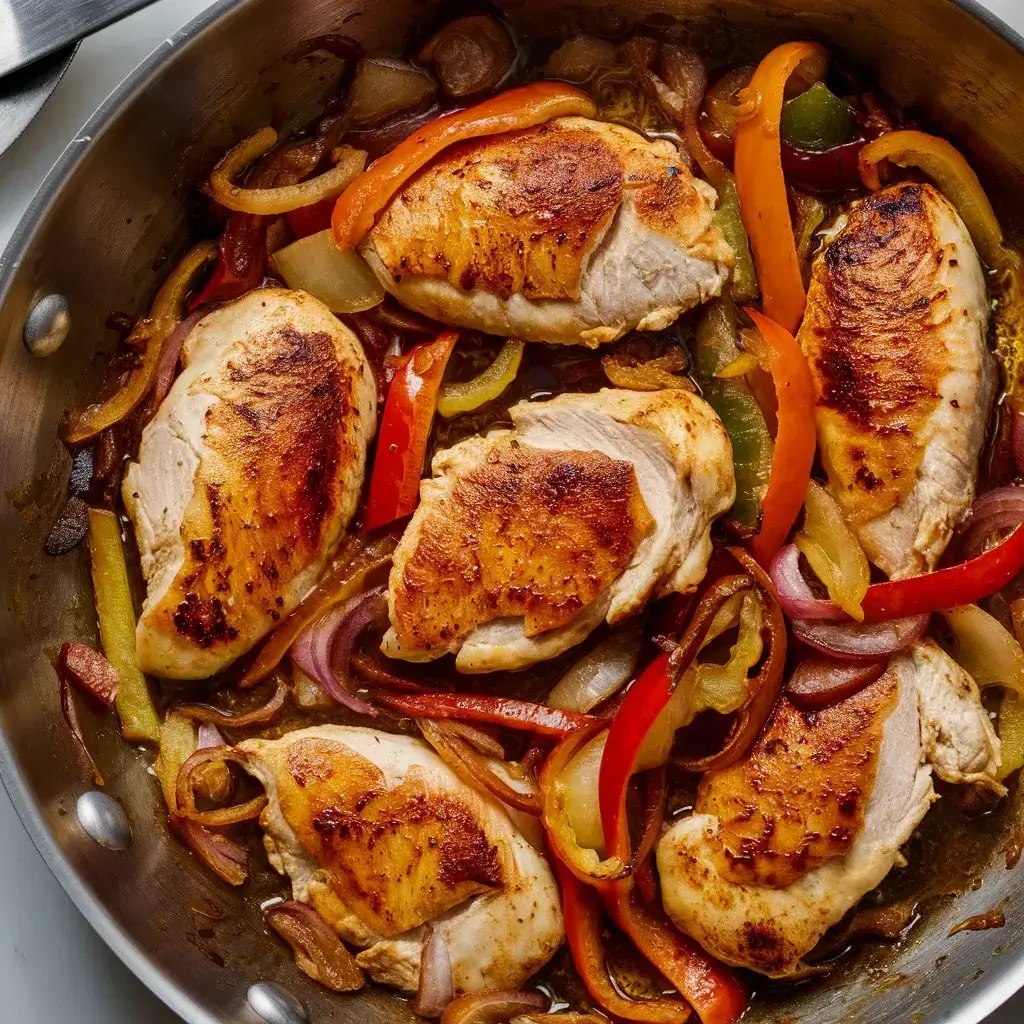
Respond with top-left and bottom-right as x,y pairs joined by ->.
0,0 -> 1023,1022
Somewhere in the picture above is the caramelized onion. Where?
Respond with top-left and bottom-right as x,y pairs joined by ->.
633,767 -> 667,904
768,544 -> 846,621
265,900 -> 365,992
420,719 -> 540,814
291,586 -> 388,714
787,657 -> 888,711
149,309 -> 206,410
792,614 -> 929,660
418,16 -> 516,98
813,897 -> 918,958
961,485 -> 1024,561
345,58 -> 436,127
58,641 -> 118,707
544,35 -> 619,82
169,815 -> 248,886
175,676 -> 289,728
208,127 -> 367,215
414,922 -> 454,1017
547,621 -> 642,713
440,989 -> 547,1024
175,745 -> 266,827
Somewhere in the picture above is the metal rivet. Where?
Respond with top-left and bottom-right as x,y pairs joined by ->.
23,293 -> 70,357
76,791 -> 131,851
247,982 -> 308,1024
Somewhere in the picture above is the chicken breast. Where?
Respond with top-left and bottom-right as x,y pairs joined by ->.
122,289 -> 375,678
361,117 -> 733,347
383,388 -> 735,672
657,641 -> 1001,976
797,182 -> 994,580
237,726 -> 563,995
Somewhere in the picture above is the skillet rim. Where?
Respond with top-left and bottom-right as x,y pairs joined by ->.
1,0 -> 1023,1021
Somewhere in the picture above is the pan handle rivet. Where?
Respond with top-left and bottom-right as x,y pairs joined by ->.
23,292 -> 70,357
76,791 -> 131,851
247,982 -> 309,1024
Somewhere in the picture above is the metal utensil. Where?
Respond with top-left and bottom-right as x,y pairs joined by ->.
0,0 -> 156,79
0,42 -> 76,157
2,1 -> 1024,1023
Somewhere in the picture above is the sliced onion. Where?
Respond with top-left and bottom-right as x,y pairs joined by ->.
150,309 -> 206,409
290,587 -> 388,715
265,900 -> 365,992
58,641 -> 118,706
169,814 -> 248,886
440,989 -> 547,1024
270,229 -> 384,312
175,746 -> 267,826
544,34 -> 619,82
547,621 -> 642,713
413,923 -> 454,1018
193,723 -> 234,804
792,614 -> 929,660
345,58 -> 437,127
176,677 -> 289,728
769,544 -> 846,621
207,127 -> 368,215
960,485 -> 1024,561
787,657 -> 888,711
1014,411 -> 1024,477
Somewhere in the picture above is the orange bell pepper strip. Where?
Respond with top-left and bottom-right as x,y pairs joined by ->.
363,331 -> 457,532
555,860 -> 695,1024
733,42 -> 827,334
745,308 -> 816,566
332,81 -> 597,250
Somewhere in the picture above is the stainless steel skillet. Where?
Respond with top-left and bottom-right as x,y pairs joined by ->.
2,0 -> 1024,1021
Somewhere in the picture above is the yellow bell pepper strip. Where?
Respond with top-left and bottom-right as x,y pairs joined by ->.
733,42 -> 827,333
64,241 -> 217,444
744,309 -> 817,566
859,129 -> 1024,412
363,331 -> 457,532
332,82 -> 597,250
437,339 -> 525,417
87,508 -> 159,742
795,480 -> 870,621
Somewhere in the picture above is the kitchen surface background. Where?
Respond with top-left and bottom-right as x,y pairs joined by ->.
0,0 -> 1021,1020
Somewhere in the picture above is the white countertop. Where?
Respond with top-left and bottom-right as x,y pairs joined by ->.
1,0 -> 1023,1021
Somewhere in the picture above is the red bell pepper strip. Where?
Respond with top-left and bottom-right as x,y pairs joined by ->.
363,331 -> 457,532
332,81 -> 597,250
745,308 -> 817,567
555,860 -> 694,1024
191,212 -> 267,308
733,41 -> 827,332
375,691 -> 602,737
286,197 -> 335,240
861,527 -> 1024,622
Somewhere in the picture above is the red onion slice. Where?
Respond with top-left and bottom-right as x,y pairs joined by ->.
960,485 -> 1024,561
440,989 -> 547,1024
197,722 -> 226,749
768,545 -> 846,621
792,614 -> 929,660
787,657 -> 889,711
413,922 -> 453,1018
290,586 -> 388,715
151,310 -> 207,409
1013,410 -> 1024,478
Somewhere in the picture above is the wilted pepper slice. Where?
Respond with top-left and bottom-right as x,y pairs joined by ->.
780,81 -> 857,152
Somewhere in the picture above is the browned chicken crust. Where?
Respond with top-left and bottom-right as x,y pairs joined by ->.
252,735 -> 503,938
801,182 -> 966,527
389,440 -> 654,654
698,672 -> 899,889
369,117 -> 719,302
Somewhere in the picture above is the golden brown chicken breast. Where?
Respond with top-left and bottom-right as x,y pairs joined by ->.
237,726 -> 564,996
798,182 -> 993,579
657,641 -> 1001,977
383,388 -> 735,671
361,117 -> 733,346
122,289 -> 376,678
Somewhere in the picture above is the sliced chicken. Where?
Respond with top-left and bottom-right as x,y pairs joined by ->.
237,726 -> 563,995
383,388 -> 735,672
657,641 -> 1001,976
122,289 -> 375,678
797,182 -> 994,580
361,117 -> 733,347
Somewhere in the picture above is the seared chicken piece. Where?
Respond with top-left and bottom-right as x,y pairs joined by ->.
361,117 -> 733,347
798,182 -> 994,580
237,726 -> 563,995
657,641 -> 1001,976
122,289 -> 375,678
383,388 -> 735,671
